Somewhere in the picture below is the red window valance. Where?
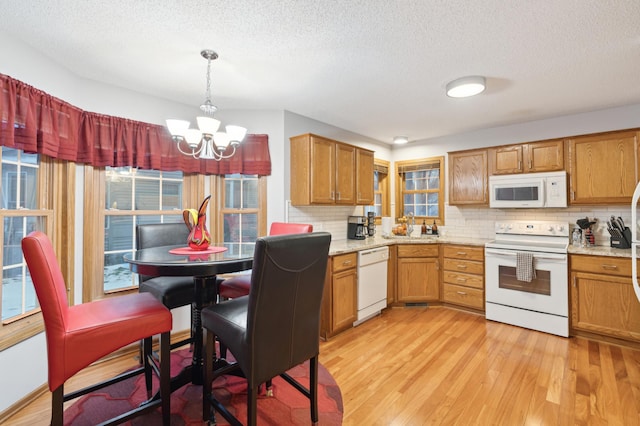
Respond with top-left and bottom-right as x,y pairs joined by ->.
0,73 -> 271,176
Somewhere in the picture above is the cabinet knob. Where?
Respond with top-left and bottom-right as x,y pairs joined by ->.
457,264 -> 467,269
601,264 -> 618,270
456,291 -> 467,296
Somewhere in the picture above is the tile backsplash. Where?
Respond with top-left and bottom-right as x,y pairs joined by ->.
287,202 -> 632,246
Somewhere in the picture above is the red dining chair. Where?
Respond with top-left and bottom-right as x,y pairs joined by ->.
22,231 -> 172,426
217,222 -> 313,299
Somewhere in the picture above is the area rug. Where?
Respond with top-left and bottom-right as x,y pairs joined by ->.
63,348 -> 343,425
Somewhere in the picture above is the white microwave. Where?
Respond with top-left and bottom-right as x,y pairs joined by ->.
489,171 -> 567,208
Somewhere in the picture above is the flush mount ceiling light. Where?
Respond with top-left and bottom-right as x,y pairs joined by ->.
166,49 -> 247,160
446,76 -> 486,98
393,136 -> 409,145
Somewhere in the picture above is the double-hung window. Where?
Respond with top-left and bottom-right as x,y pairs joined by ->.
364,159 -> 390,221
395,156 -> 444,224
212,174 -> 267,256
84,166 -> 196,301
0,147 -> 55,349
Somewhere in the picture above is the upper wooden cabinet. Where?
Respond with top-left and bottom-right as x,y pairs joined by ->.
356,148 -> 374,205
567,130 -> 639,204
448,149 -> 488,205
488,139 -> 564,175
290,133 -> 374,206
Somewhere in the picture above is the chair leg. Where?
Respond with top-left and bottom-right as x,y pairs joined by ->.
247,382 -> 258,426
310,356 -> 319,423
51,385 -> 64,426
159,331 -> 171,426
143,336 -> 153,399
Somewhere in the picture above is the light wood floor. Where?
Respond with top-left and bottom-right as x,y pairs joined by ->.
5,306 -> 640,425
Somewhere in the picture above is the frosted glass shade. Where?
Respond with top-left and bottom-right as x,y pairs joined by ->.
196,116 -> 221,135
166,119 -> 190,137
184,128 -> 203,148
225,125 -> 247,143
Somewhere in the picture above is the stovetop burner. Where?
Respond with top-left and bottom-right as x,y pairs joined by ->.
485,220 -> 569,254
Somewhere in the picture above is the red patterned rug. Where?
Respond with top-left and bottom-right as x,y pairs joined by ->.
63,348 -> 343,425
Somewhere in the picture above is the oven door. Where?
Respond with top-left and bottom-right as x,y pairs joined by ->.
485,247 -> 568,317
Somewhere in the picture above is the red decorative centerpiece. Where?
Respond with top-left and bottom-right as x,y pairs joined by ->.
183,195 -> 211,250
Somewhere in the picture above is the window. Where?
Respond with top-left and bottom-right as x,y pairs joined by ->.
395,156 -> 444,224
84,166 -> 199,301
364,159 -> 390,221
1,147 -> 56,350
212,174 -> 267,257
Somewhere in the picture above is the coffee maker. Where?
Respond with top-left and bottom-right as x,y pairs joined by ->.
366,211 -> 376,237
347,216 -> 367,240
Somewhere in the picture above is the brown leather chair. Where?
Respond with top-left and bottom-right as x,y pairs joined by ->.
22,231 -> 172,426
137,223 -> 217,350
202,232 -> 331,426
217,222 -> 313,299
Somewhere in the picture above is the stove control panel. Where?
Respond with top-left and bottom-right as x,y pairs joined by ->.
495,220 -> 569,237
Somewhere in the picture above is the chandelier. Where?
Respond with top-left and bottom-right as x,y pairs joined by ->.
166,49 -> 247,160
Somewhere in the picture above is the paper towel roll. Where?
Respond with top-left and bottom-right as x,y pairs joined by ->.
381,217 -> 393,237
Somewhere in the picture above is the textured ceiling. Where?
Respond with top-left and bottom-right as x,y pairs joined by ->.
2,1 -> 639,144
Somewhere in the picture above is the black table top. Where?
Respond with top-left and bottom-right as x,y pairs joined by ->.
124,244 -> 254,278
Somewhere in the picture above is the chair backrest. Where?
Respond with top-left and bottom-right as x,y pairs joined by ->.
269,222 -> 313,236
245,232 -> 331,385
136,223 -> 190,282
21,232 -> 70,378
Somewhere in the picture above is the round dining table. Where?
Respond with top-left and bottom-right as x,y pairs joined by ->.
124,244 -> 253,389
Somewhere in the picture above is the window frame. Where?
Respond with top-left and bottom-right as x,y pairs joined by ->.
0,153 -> 74,351
210,174 -> 267,249
365,159 -> 391,223
83,166 -> 201,302
395,156 -> 445,225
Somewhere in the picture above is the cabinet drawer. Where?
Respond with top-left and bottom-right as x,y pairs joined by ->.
443,284 -> 484,310
332,252 -> 357,273
397,244 -> 439,258
443,258 -> 483,275
443,271 -> 484,289
443,245 -> 484,261
570,255 -> 631,277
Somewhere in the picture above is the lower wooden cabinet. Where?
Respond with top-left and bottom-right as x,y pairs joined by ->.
442,245 -> 485,311
396,245 -> 440,303
570,254 -> 640,343
321,252 -> 357,339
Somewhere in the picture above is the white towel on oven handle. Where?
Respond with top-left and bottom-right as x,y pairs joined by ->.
516,251 -> 536,282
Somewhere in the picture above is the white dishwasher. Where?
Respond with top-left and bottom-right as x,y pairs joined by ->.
355,246 -> 389,326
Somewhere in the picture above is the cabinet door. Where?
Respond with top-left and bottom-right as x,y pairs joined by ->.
309,137 -> 336,204
448,149 -> 488,205
356,148 -> 374,205
524,139 -> 564,172
335,143 -> 356,204
397,257 -> 439,302
488,145 -> 523,175
571,272 -> 640,342
568,131 -> 638,204
332,268 -> 358,331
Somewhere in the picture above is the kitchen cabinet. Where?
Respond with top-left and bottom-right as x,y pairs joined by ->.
442,245 -> 485,311
290,133 -> 374,206
387,244 -> 397,305
321,252 -> 358,339
488,139 -> 564,175
570,254 -> 640,343
448,149 -> 488,205
356,148 -> 374,205
567,130 -> 639,204
397,245 -> 440,303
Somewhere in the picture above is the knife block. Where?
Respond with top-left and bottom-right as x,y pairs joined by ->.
610,227 -> 631,249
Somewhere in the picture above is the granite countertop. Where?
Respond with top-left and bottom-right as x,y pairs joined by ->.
329,235 -> 492,255
330,236 -> 634,258
568,244 -> 632,258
